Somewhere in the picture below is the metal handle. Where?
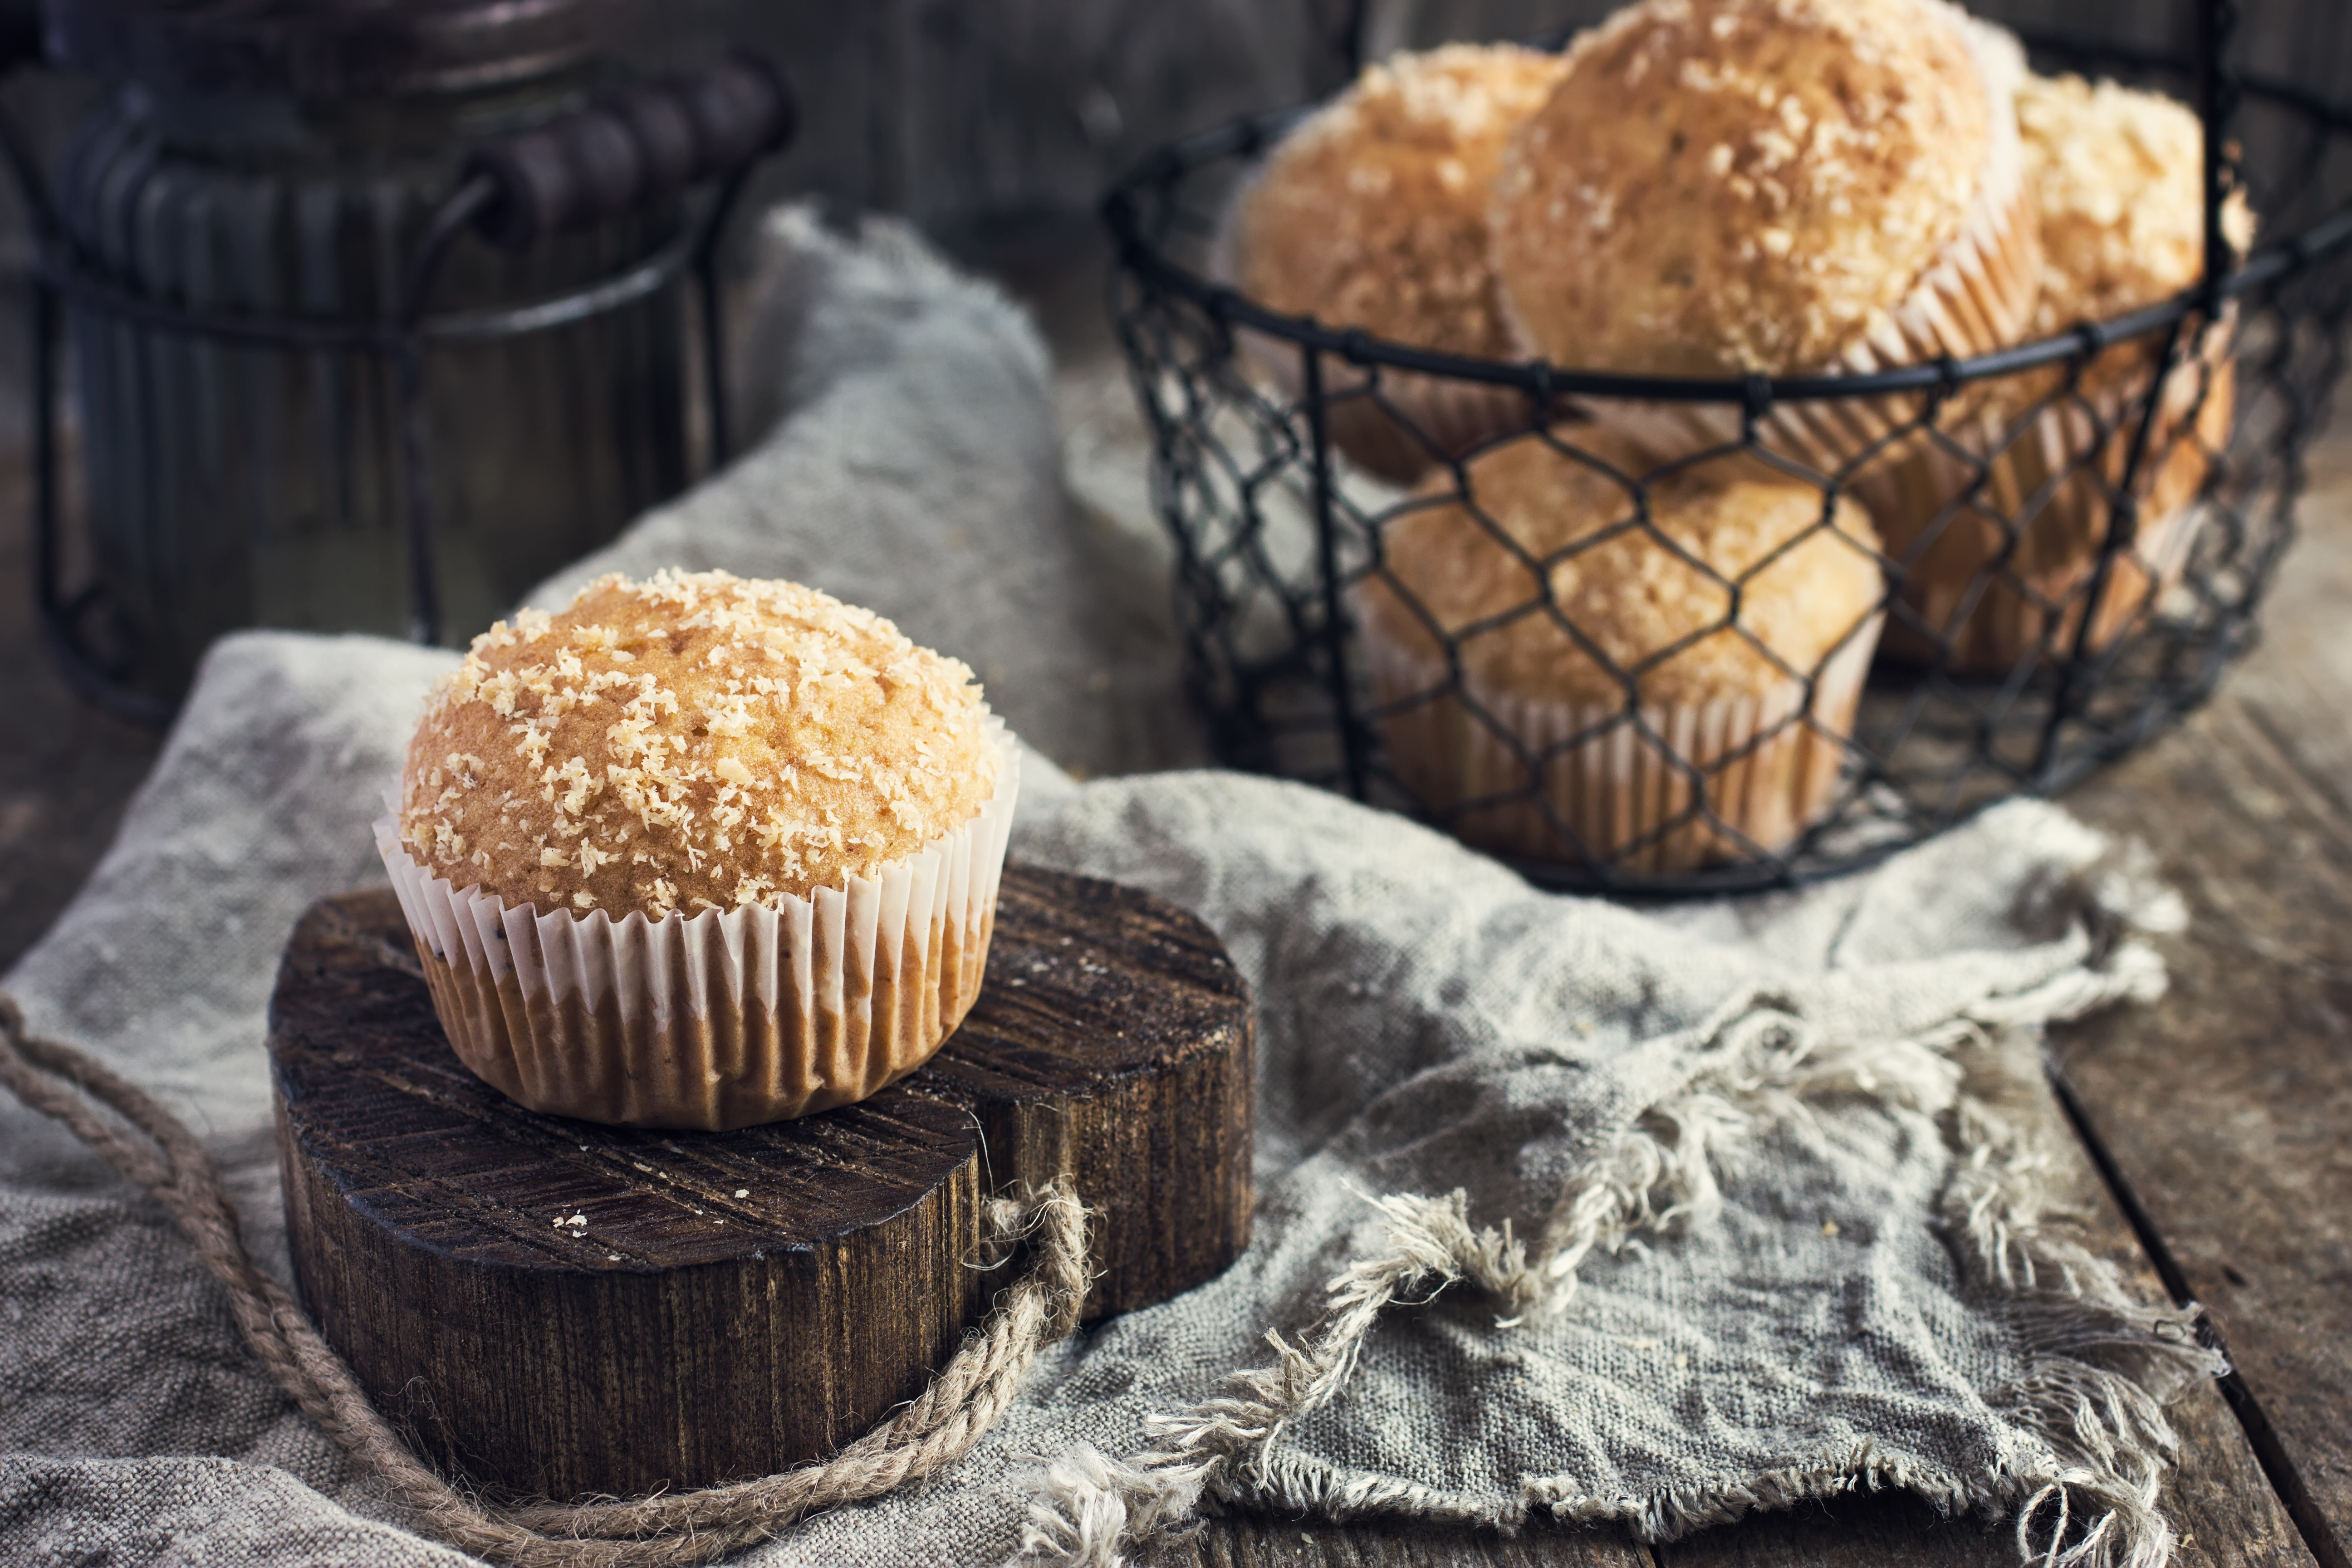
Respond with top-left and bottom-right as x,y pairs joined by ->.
464,49 -> 794,251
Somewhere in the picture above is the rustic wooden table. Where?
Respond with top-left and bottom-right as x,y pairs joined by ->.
1165,449 -> 2352,1568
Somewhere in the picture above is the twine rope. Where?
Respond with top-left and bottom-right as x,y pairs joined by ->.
0,991 -> 1093,1567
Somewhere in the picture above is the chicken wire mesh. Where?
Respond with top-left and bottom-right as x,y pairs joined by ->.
1102,13 -> 2352,893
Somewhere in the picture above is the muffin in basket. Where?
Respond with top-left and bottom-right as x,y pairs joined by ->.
1873,73 -> 2254,672
1229,42 -> 1568,481
378,568 -> 1019,1131
1357,429 -> 1884,874
1488,0 -> 2040,474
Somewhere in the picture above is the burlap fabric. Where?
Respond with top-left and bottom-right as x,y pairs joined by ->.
2,213 -> 2210,1568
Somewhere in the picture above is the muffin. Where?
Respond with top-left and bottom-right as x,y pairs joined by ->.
1875,73 -> 2251,671
1228,43 -> 1569,480
377,569 -> 1019,1130
1488,0 -> 2040,473
1358,429 -> 1884,873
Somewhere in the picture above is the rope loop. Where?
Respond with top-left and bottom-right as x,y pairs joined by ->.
0,991 -> 1092,1567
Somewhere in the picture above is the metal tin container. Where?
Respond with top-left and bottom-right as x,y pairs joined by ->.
17,0 -> 790,715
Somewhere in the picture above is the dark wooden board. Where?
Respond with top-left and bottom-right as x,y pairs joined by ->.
1191,1517 -> 1639,1567
267,863 -> 1252,1501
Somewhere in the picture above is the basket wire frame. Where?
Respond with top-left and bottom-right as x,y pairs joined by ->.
1103,10 -> 2352,895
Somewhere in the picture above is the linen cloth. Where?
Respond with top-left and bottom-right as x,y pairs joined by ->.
1,212 -> 2206,1568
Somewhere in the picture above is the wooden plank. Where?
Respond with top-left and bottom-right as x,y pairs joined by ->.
2054,432 -> 2352,1568
1658,1495 -> 2009,1568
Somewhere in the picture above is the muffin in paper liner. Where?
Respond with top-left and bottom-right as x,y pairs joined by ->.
1493,6 -> 2043,482
1217,43 -> 1566,483
1581,157 -> 2041,481
1222,170 -> 1535,485
375,722 -> 1020,1131
1353,426 -> 1887,876
1871,345 -> 2231,673
1362,617 -> 1881,875
1862,72 -> 2251,673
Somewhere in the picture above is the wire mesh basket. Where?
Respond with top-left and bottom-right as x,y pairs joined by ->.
1102,6 -> 2352,893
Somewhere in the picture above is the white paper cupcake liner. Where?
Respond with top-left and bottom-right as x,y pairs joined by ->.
375,718 -> 1021,1130
1362,618 -> 1882,875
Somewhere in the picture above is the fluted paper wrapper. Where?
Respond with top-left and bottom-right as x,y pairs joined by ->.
375,722 -> 1020,1130
1869,344 -> 2232,673
1573,19 -> 2040,481
1363,621 -> 1881,876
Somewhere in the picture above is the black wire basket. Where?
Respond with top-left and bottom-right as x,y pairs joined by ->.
1103,5 -> 2352,894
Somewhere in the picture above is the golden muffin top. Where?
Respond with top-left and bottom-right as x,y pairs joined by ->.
399,569 -> 998,922
1363,428 -> 1883,704
2018,72 -> 2255,333
1490,0 -> 2019,377
1237,42 -> 1569,358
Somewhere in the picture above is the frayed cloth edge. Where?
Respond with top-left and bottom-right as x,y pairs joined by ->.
1006,837 -> 2196,1568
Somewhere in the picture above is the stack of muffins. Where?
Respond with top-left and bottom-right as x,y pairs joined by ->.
1232,0 -> 2246,872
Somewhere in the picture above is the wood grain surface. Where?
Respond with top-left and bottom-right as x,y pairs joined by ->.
2056,438 -> 2352,1568
267,863 -> 1252,1500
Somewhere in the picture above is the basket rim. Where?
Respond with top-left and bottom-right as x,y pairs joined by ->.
1102,39 -> 2352,411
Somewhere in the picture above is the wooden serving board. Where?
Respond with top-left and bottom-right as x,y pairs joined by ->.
266,864 -> 1253,1500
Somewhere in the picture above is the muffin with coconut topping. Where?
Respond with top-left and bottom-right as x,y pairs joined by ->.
1357,428 -> 1884,872
1488,0 -> 2039,469
1227,42 -> 1568,480
2019,74 -> 2253,337
1236,43 -> 1565,366
378,568 -> 1019,1130
400,570 -> 999,921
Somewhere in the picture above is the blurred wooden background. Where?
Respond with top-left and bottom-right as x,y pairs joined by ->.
692,0 -> 2346,267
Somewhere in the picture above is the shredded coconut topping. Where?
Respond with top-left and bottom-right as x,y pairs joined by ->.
399,569 -> 996,922
1365,429 -> 1882,704
1491,0 -> 2013,375
1238,43 -> 1568,357
2017,72 -> 2256,333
